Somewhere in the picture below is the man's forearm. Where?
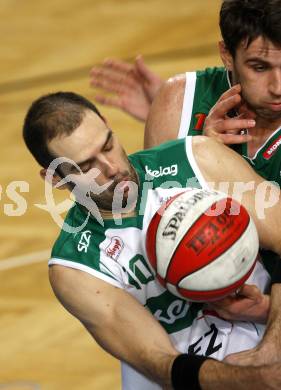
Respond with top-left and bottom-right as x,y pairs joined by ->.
199,359 -> 267,390
261,284 -> 281,361
199,290 -> 281,390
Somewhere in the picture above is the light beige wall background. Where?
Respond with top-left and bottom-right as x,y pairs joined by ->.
0,1 -> 221,388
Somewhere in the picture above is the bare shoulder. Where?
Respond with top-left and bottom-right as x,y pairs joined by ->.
48,265 -> 112,306
144,73 -> 186,148
48,264 -> 123,326
156,73 -> 186,109
151,74 -> 186,113
48,265 -> 85,305
49,264 -> 74,291
49,264 -> 115,296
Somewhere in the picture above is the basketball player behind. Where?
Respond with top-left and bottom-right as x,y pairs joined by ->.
23,91 -> 281,389
89,0 -> 281,162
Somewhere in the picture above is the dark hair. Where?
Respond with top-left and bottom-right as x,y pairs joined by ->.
220,0 -> 281,56
23,91 -> 104,168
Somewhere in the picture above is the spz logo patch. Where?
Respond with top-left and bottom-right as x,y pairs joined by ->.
77,230 -> 92,253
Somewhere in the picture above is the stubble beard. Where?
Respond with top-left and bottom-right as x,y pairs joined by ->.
233,71 -> 281,123
90,162 -> 139,213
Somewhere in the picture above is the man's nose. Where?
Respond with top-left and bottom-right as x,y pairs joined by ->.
99,156 -> 119,179
269,69 -> 281,97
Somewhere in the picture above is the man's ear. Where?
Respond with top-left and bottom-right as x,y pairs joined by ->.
39,168 -> 68,190
219,40 -> 234,71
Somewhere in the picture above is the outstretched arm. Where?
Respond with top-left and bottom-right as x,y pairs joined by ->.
49,264 -> 178,387
224,283 -> 281,367
193,136 -> 281,255
89,56 -> 163,121
201,284 -> 281,390
49,264 -> 281,390
203,284 -> 281,390
200,359 -> 280,390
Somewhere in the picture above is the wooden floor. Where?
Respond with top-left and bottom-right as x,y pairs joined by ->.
0,1 -> 221,388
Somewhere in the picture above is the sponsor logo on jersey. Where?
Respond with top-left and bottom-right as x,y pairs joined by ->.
263,135 -> 281,160
154,299 -> 189,325
106,236 -> 124,261
146,290 -> 200,333
77,230 -> 92,253
145,164 -> 178,178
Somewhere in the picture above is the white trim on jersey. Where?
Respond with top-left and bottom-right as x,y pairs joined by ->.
185,136 -> 210,189
245,125 -> 281,162
226,70 -> 232,88
177,72 -> 197,139
49,258 -> 123,288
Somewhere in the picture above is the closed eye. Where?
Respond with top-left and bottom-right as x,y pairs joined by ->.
103,132 -> 114,152
73,130 -> 113,173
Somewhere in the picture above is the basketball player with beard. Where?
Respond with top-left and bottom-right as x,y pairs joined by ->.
23,91 -> 281,389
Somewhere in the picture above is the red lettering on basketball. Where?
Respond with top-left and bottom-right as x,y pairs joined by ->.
166,198 -> 249,284
146,189 -> 259,302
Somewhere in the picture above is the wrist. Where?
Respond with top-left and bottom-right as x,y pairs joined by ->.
171,354 -> 211,390
266,283 -> 281,325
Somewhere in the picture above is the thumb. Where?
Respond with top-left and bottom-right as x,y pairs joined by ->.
135,55 -> 154,81
238,284 -> 263,303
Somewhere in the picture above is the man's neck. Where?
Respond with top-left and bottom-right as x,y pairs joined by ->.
247,120 -> 281,158
254,116 -> 281,134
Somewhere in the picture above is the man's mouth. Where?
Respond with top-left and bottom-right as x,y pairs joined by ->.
115,177 -> 132,192
107,175 -> 130,193
265,102 -> 281,111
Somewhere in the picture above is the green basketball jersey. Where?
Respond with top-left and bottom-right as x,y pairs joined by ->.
238,130 -> 281,185
178,67 -> 230,138
50,137 -> 268,390
178,67 -> 281,187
